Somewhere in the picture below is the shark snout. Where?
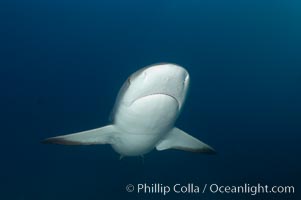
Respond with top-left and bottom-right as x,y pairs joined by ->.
145,63 -> 188,81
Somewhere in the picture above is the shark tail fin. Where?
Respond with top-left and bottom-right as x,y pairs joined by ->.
42,125 -> 116,145
156,127 -> 216,154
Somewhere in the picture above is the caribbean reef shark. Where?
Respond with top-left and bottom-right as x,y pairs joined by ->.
43,63 -> 215,157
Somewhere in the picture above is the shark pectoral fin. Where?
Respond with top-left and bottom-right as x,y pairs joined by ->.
156,127 -> 216,154
42,125 -> 116,145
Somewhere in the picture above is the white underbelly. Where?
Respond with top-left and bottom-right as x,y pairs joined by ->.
111,94 -> 179,156
111,133 -> 160,156
114,94 -> 179,134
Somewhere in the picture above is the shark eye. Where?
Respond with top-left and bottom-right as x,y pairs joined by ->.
127,77 -> 131,85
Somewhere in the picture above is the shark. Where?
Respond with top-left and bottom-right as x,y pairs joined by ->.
42,63 -> 215,157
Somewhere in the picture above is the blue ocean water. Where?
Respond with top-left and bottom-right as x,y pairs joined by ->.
1,0 -> 300,199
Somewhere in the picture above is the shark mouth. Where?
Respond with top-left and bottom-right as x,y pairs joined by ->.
132,93 -> 181,110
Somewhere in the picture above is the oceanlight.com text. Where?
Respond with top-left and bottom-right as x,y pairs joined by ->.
125,183 -> 295,196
